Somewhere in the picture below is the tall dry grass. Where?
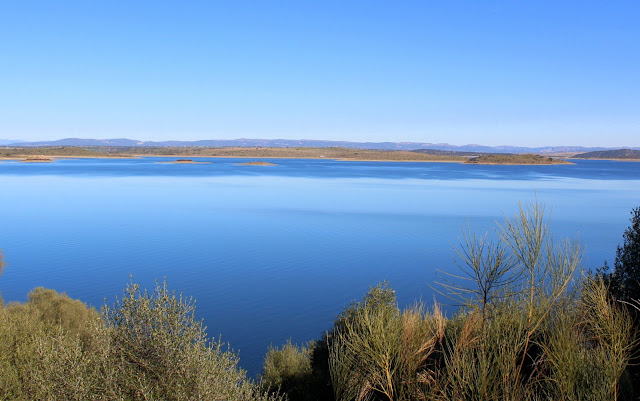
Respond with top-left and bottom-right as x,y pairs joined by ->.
322,202 -> 635,401
329,285 -> 447,401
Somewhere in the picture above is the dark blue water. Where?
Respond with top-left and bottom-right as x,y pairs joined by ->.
1,157 -> 639,375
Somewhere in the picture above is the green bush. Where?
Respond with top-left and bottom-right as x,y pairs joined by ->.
600,206 -> 640,302
0,288 -> 103,400
263,339 -> 316,400
102,279 -> 280,400
0,280 -> 284,401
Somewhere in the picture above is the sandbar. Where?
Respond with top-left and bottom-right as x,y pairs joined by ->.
156,159 -> 211,164
236,161 -> 278,166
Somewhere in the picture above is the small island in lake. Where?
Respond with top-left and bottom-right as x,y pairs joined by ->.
157,159 -> 211,164
465,154 -> 571,165
21,155 -> 54,163
237,161 -> 278,166
571,148 -> 640,161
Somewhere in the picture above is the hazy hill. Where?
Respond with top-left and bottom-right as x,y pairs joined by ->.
0,139 -> 26,145
8,137 -> 637,154
14,138 -> 144,147
572,149 -> 640,159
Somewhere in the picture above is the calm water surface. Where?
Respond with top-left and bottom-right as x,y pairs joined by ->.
1,157 -> 639,375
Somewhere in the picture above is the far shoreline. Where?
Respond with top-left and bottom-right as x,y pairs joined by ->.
3,146 -> 638,164
138,154 -> 468,163
0,154 -> 588,165
124,154 -> 579,165
570,157 -> 640,162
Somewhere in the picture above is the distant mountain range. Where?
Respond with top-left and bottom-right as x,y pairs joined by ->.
2,137 -> 638,154
0,139 -> 26,145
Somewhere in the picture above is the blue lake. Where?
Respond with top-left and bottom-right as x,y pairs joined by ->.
0,157 -> 639,375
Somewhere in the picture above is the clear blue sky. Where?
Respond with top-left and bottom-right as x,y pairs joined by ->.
1,1 -> 638,146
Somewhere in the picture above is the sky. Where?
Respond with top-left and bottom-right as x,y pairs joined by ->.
1,1 -> 638,147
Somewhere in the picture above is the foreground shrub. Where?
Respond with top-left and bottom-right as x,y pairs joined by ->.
102,279 -> 280,400
0,280 -> 284,401
327,283 -> 446,401
0,288 -> 103,400
262,202 -> 635,401
263,340 -> 315,400
540,278 -> 635,400
600,206 -> 640,303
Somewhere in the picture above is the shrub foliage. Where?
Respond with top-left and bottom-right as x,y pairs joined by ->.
0,280 -> 283,401
601,206 -> 640,302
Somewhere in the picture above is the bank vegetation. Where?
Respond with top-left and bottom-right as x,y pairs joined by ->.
465,154 -> 571,165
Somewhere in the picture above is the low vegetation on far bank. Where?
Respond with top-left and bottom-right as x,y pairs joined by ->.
1,145 -> 593,165
111,146 -> 470,162
466,153 -> 571,165
0,146 -> 129,159
1,145 -> 471,162
5,145 -> 640,164
1,202 -> 639,400
572,148 -> 640,160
